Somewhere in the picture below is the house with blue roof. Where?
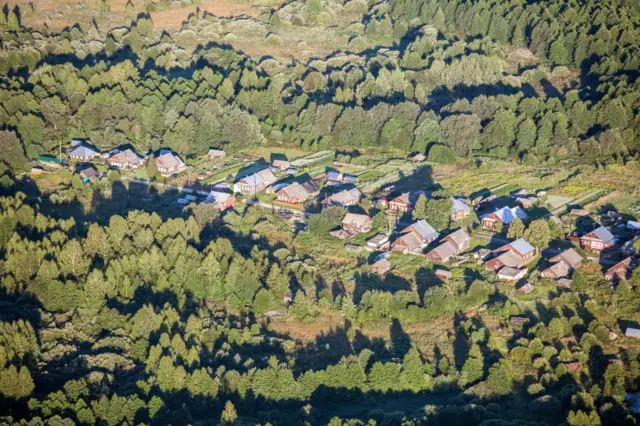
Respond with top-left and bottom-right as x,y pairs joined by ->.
233,168 -> 277,195
481,206 -> 528,231
451,198 -> 471,221
486,237 -> 537,274
580,226 -> 616,252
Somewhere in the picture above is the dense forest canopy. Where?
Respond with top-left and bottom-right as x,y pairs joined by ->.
1,0 -> 640,425
0,0 -> 638,175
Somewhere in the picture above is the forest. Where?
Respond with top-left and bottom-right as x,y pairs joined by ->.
1,0 -> 640,424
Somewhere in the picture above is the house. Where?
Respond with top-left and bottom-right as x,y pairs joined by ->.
409,153 -> 426,162
486,238 -> 537,271
518,283 -> 535,294
79,167 -> 99,183
580,226 -> 616,252
540,248 -> 583,279
388,191 -> 428,214
326,171 -> 343,183
391,220 -> 439,255
205,191 -> 235,211
481,206 -> 528,231
342,213 -> 373,234
207,149 -> 225,159
330,229 -> 352,240
155,150 -> 187,176
401,220 -> 440,245
435,269 -> 452,280
272,159 -> 291,170
69,145 -> 100,161
451,198 -> 471,221
322,188 -> 362,207
605,257 -> 636,281
498,266 -> 527,281
233,168 -> 278,195
625,328 -> 640,339
557,278 -> 572,288
108,149 -> 143,169
366,234 -> 390,250
516,197 -> 539,209
426,229 -> 471,263
276,182 -> 314,204
286,168 -> 298,175
627,221 -> 640,232
345,244 -> 362,253
371,258 -> 391,275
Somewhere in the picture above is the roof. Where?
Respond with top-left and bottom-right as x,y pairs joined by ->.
345,244 -> 362,252
551,248 -> 583,268
511,238 -> 535,255
395,232 -> 423,251
372,258 -> 391,273
406,219 -> 439,241
498,266 -> 525,278
206,191 -> 232,204
627,221 -> 640,231
482,206 -> 528,224
452,198 -> 470,213
301,180 -> 319,195
588,226 -> 615,244
272,159 -> 290,168
70,145 -> 99,157
518,283 -> 535,294
544,261 -> 571,278
110,149 -> 141,164
435,269 -> 452,279
367,234 -> 389,245
497,251 -> 524,268
626,328 -> 640,338
326,171 -> 342,180
429,241 -> 458,260
208,149 -> 225,156
342,213 -> 372,227
445,229 -> 470,248
277,182 -> 311,201
79,167 -> 98,179
239,168 -> 277,186
156,152 -> 185,169
326,188 -> 362,205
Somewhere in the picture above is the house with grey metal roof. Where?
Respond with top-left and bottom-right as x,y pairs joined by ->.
234,168 -> 277,195
580,226 -> 616,252
108,149 -> 143,169
486,238 -> 537,271
481,206 -> 528,230
69,145 -> 100,161
451,198 -> 471,221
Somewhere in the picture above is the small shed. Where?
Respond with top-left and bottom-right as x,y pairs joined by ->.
556,278 -> 572,288
345,244 -> 362,253
497,266 -> 526,281
518,283 -> 534,294
371,258 -> 391,275
435,269 -> 452,280
625,328 -> 640,339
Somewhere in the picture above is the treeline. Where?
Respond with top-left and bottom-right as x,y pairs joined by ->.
1,176 -> 640,423
1,7 -> 639,175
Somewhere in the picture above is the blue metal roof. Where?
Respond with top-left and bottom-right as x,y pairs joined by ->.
511,238 -> 535,254
592,226 -> 615,243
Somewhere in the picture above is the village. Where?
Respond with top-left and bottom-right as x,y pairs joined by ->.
32,140 -> 640,337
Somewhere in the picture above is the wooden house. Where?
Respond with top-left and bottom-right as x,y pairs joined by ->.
580,226 -> 616,252
322,188 -> 362,207
391,220 -> 439,255
342,213 -> 373,234
481,206 -> 528,231
108,149 -> 143,169
366,234 -> 390,250
371,258 -> 391,275
388,191 -> 428,214
540,248 -> 583,279
69,145 -> 100,161
79,167 -> 99,183
233,168 -> 278,195
155,150 -> 187,176
605,257 -> 636,281
207,149 -> 225,159
486,238 -> 537,271
426,229 -> 470,263
276,182 -> 313,204
451,198 -> 471,221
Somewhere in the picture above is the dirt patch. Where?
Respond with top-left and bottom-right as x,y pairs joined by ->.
584,191 -> 619,211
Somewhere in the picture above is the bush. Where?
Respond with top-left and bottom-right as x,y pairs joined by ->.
427,144 -> 456,164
